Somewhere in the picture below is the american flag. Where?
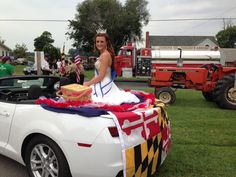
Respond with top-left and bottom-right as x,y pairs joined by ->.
74,53 -> 81,83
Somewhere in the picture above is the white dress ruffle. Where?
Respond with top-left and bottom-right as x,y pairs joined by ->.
91,59 -> 140,105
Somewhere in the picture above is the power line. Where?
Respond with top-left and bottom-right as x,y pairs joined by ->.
0,19 -> 69,22
171,6 -> 236,35
149,18 -> 236,22
0,18 -> 236,22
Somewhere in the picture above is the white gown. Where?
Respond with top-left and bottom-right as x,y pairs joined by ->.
91,59 -> 140,105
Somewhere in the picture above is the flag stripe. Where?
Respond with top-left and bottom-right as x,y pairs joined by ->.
134,145 -> 141,172
74,54 -> 81,83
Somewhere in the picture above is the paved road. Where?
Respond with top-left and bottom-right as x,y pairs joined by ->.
115,80 -> 148,90
0,81 -> 148,177
0,155 -> 28,177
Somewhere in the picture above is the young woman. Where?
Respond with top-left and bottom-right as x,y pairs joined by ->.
84,33 -> 140,105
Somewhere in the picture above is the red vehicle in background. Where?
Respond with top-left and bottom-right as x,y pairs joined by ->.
114,32 -> 236,110
114,43 -> 152,77
114,41 -> 221,78
149,62 -> 236,110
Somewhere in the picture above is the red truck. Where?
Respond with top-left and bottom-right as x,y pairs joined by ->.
114,43 -> 152,77
114,44 -> 221,78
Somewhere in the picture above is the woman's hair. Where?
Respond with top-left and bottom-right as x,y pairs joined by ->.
94,33 -> 115,70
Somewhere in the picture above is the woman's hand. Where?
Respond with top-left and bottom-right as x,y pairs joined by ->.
83,82 -> 90,86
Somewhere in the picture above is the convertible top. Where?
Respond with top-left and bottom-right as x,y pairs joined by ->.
0,75 -> 60,80
0,75 -> 61,103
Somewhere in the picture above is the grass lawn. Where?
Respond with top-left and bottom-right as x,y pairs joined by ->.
14,65 -> 25,75
153,90 -> 236,177
14,66 -> 235,177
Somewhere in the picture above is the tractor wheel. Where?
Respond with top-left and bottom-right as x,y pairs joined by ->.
214,73 -> 236,110
155,87 -> 176,104
202,91 -> 215,102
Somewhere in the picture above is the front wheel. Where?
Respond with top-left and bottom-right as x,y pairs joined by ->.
155,87 -> 176,104
24,135 -> 71,177
214,73 -> 236,109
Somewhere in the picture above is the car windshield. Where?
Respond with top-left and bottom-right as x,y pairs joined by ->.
0,76 -> 60,103
0,77 -> 52,89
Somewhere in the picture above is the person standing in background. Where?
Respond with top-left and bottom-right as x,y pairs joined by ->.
64,59 -> 71,77
50,59 -> 59,76
41,54 -> 52,75
58,56 -> 65,76
0,56 -> 14,77
66,58 -> 77,83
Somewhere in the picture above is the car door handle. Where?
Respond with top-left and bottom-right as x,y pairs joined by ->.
0,111 -> 10,117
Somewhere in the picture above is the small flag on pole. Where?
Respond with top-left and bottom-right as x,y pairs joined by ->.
74,52 -> 81,83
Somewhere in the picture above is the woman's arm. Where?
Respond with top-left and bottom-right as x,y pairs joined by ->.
84,52 -> 111,86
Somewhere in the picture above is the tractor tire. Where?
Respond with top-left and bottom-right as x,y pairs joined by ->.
202,91 -> 215,102
155,87 -> 176,104
214,73 -> 236,110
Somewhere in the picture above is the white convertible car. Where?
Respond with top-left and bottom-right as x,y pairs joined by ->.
0,75 -> 170,177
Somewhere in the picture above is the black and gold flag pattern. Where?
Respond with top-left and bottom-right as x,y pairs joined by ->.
125,133 -> 163,177
110,99 -> 171,177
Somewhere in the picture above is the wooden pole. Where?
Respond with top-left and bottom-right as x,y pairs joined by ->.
35,51 -> 42,75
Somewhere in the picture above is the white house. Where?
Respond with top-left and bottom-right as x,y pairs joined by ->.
148,35 -> 219,50
0,43 -> 11,56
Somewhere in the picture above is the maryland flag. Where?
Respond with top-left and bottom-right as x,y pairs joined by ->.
109,103 -> 171,177
125,134 -> 162,177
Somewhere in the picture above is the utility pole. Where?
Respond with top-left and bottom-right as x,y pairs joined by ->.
223,18 -> 226,30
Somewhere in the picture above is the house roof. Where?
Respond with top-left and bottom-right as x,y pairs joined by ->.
149,36 -> 218,47
0,42 -> 12,51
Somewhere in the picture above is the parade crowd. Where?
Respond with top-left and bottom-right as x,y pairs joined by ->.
0,54 -> 85,85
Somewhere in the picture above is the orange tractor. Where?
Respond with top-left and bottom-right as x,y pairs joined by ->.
149,63 -> 236,109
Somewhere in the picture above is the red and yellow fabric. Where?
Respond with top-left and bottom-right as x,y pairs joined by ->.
109,102 -> 171,177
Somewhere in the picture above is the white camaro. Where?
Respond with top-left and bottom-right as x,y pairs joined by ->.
0,75 -> 170,177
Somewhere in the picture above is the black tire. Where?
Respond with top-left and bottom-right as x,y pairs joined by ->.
155,87 -> 176,104
202,91 -> 215,102
214,73 -> 236,110
24,135 -> 71,177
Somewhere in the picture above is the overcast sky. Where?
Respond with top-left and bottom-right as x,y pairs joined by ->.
0,0 -> 236,53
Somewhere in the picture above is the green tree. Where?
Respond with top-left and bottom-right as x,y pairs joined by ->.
34,31 -> 55,51
216,26 -> 236,48
68,48 -> 77,57
33,31 -> 61,63
43,44 -> 61,63
67,0 -> 150,53
123,0 -> 149,41
13,43 -> 28,59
